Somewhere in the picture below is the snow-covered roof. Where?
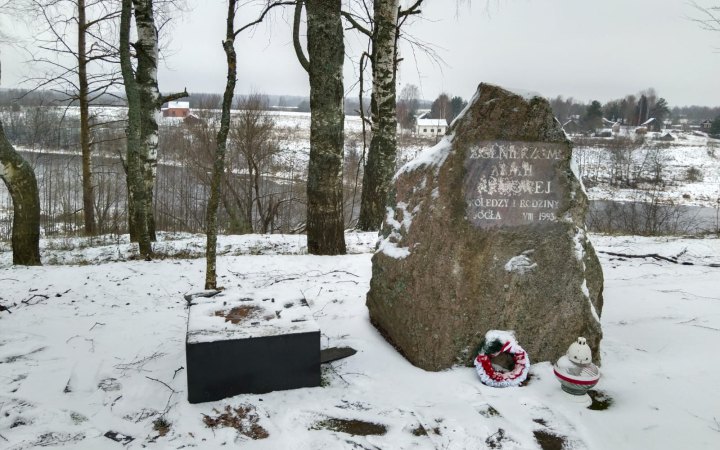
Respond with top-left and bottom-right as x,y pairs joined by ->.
166,101 -> 190,109
602,118 -> 618,126
641,117 -> 655,126
416,118 -> 447,127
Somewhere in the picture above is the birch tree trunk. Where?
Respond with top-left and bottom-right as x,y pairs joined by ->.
133,0 -> 161,242
120,0 -> 152,257
304,0 -> 346,255
205,0 -> 237,290
121,0 -> 187,257
0,122 -> 41,265
357,0 -> 399,231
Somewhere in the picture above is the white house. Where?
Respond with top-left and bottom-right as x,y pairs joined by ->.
162,101 -> 190,118
415,116 -> 447,137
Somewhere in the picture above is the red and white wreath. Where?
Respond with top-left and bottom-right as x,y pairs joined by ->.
474,330 -> 530,388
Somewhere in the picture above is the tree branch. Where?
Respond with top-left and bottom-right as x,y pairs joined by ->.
341,11 -> 372,37
234,0 -> 295,37
159,88 -> 189,107
399,0 -> 423,18
293,0 -> 309,72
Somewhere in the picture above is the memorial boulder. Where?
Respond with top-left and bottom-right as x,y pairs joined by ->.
366,83 -> 603,371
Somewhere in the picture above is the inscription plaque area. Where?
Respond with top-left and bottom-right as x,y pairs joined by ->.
463,141 -> 565,227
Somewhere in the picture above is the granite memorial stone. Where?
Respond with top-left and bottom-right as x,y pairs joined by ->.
366,83 -> 603,371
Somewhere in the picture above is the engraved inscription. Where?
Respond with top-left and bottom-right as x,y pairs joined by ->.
464,141 -> 564,227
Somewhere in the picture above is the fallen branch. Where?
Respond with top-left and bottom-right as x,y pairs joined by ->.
114,351 -> 165,373
172,366 -> 184,379
22,294 -> 50,305
145,376 -> 177,394
599,250 -> 720,267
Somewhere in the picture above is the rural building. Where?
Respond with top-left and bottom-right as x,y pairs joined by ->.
163,101 -> 190,118
415,114 -> 447,137
701,120 -> 712,130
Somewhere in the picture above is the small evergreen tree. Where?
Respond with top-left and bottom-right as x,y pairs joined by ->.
449,96 -> 467,122
650,98 -> 670,131
710,116 -> 720,136
583,100 -> 603,131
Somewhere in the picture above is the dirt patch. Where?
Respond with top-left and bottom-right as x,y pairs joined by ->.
477,404 -> 501,418
202,405 -> 269,440
588,389 -> 614,411
410,425 -> 427,436
486,428 -> 514,449
311,417 -> 387,436
215,306 -> 262,325
153,417 -> 171,437
533,430 -> 567,450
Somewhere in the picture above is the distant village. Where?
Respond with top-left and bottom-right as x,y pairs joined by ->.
159,87 -> 720,143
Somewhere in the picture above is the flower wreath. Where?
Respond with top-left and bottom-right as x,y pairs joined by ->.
474,331 -> 530,388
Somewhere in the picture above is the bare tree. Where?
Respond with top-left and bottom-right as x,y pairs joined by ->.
228,94 -> 284,233
294,0 -> 347,254
397,83 -> 420,130
205,0 -> 292,288
20,0 -> 122,236
205,0 -> 238,289
691,1 -> 720,33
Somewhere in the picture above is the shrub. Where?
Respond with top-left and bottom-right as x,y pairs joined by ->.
685,166 -> 703,182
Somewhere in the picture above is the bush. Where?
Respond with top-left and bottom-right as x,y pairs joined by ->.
685,166 -> 703,182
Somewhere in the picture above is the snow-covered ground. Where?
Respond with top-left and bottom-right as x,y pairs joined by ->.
1,232 -> 719,449
573,131 -> 720,208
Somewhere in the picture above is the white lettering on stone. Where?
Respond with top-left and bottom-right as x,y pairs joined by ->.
473,210 -> 502,220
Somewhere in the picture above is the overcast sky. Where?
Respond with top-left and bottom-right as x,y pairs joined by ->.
2,0 -> 720,106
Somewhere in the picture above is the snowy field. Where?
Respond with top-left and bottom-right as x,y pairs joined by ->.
1,232 -> 719,449
573,131 -> 720,208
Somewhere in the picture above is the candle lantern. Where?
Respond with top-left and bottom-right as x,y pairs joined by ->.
553,337 -> 600,396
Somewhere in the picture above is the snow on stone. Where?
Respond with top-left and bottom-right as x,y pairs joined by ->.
187,293 -> 319,344
377,203 -> 412,259
572,226 -> 587,263
448,88 -> 480,128
504,253 -> 537,275
396,135 -> 454,177
570,151 -> 587,197
501,86 -> 542,101
581,278 -> 601,324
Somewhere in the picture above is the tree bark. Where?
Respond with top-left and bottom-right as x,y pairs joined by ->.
133,0 -> 161,243
304,0 -> 346,255
120,0 -> 152,258
205,0 -> 237,290
121,0 -> 187,256
0,121 -> 41,265
78,0 -> 96,235
357,0 -> 399,231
